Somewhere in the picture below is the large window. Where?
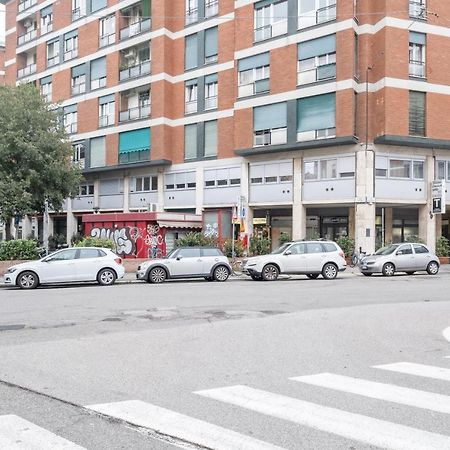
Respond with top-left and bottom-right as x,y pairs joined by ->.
99,95 -> 115,127
205,167 -> 240,188
204,27 -> 218,64
165,172 -> 196,190
238,53 -> 270,97
99,15 -> 115,47
409,91 -> 426,136
71,64 -> 86,95
133,176 -> 157,192
298,0 -> 336,29
250,161 -> 293,184
64,31 -> 78,61
304,156 -> 355,180
186,0 -> 198,24
409,32 -> 426,78
90,57 -> 107,90
253,102 -> 287,146
205,74 -> 218,110
46,39 -> 60,67
184,124 -> 198,160
204,120 -> 218,157
119,128 -> 151,164
254,0 -> 287,42
185,79 -> 198,114
90,136 -> 106,168
376,156 -> 424,180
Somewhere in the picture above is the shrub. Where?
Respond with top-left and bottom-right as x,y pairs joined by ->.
48,234 -> 67,251
249,237 -> 271,256
71,232 -> 84,245
0,239 -> 40,260
175,232 -> 218,248
404,235 -> 425,244
336,236 -> 355,257
223,239 -> 245,258
75,237 -> 115,250
279,231 -> 291,246
436,236 -> 450,257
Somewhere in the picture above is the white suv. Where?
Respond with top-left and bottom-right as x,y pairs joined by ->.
242,240 -> 347,281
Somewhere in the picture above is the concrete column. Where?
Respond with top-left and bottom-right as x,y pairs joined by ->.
384,207 -> 393,244
292,157 -> 306,240
93,179 -> 100,209
10,218 -> 17,240
436,213 -> 442,239
66,199 -> 78,245
348,207 -> 355,240
354,148 -> 376,254
123,175 -> 130,213
195,166 -> 204,215
419,155 -> 437,252
157,171 -> 164,211
22,215 -> 32,239
240,160 -> 253,236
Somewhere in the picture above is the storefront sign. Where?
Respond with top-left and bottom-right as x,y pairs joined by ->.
253,218 -> 267,225
432,180 -> 446,214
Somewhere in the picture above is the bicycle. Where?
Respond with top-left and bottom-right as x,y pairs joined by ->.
350,249 -> 366,268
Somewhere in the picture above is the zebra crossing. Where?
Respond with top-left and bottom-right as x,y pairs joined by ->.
1,359 -> 449,449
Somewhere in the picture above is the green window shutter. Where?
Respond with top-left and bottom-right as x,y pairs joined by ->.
99,94 -> 115,104
204,120 -> 218,157
64,29 -> 78,40
119,128 -> 151,153
205,73 -> 218,84
298,34 -> 336,60
90,0 -> 107,12
142,0 -> 151,18
254,102 -> 287,131
90,136 -> 106,168
40,75 -> 52,85
297,93 -> 336,132
40,5 -> 52,15
90,57 -> 106,80
409,91 -> 426,136
63,104 -> 77,114
205,27 -> 218,58
410,32 -> 426,45
238,52 -> 270,71
184,124 -> 198,159
71,64 -> 86,77
185,34 -> 198,70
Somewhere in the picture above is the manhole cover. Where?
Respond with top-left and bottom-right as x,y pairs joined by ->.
0,324 -> 26,331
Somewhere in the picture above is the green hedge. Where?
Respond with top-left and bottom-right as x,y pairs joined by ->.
75,237 -> 115,250
0,239 -> 40,261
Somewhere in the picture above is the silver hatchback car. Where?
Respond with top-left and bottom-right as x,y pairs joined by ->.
359,243 -> 440,276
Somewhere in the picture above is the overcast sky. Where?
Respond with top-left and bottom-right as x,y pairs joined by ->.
0,5 -> 5,46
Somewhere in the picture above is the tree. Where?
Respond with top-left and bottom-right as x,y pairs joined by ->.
0,84 -> 82,239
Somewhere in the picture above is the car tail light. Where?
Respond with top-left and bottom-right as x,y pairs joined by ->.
114,257 -> 122,265
339,251 -> 345,259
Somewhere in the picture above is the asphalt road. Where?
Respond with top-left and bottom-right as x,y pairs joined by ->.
0,270 -> 449,449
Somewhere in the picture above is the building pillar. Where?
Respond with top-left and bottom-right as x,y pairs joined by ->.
93,179 -> 100,210
22,215 -> 32,239
123,175 -> 130,213
419,205 -> 436,251
240,159 -> 253,237
355,148 -> 376,254
348,206 -> 355,240
195,166 -> 204,215
384,207 -> 393,244
436,213 -> 442,239
157,171 -> 164,211
66,199 -> 78,245
292,157 -> 306,240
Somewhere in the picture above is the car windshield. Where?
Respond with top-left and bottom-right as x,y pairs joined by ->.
166,249 -> 178,259
271,243 -> 291,254
375,245 -> 398,255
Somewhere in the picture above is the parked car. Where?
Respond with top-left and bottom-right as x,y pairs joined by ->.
136,246 -> 231,283
359,243 -> 440,276
242,240 -> 347,281
4,247 -> 125,289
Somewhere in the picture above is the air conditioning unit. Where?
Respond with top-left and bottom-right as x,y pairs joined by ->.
124,48 -> 137,59
146,203 -> 158,212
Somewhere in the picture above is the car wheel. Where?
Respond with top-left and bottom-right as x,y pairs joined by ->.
97,268 -> 117,286
17,271 -> 39,289
406,271 -> 415,275
262,264 -> 279,281
250,274 -> 262,281
213,265 -> 230,282
306,274 -> 320,279
382,263 -> 395,277
363,273 -> 373,276
148,267 -> 167,284
426,261 -> 439,275
322,263 -> 338,280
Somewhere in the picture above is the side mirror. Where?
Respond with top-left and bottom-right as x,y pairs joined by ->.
176,256 -> 183,261
284,250 -> 292,256
396,250 -> 403,255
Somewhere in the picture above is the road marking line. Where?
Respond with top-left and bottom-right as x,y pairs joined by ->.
291,372 -> 450,414
87,400 -> 285,450
195,385 -> 450,450
374,362 -> 450,382
444,327 -> 450,343
0,415 -> 85,449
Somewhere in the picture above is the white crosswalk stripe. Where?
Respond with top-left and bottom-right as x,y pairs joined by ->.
87,400 -> 286,450
291,372 -> 450,414
195,385 -> 450,450
374,362 -> 450,381
0,415 -> 85,449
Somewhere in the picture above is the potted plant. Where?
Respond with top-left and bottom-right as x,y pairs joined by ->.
336,236 -> 355,264
436,236 -> 450,264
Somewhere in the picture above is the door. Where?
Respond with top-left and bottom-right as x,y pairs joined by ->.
393,244 -> 415,271
200,248 -> 222,274
306,242 -> 327,272
76,248 -> 105,281
170,248 -> 203,276
412,244 -> 432,270
38,249 -> 79,283
282,243 -> 308,273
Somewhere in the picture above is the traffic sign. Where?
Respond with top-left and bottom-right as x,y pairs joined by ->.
432,180 -> 446,214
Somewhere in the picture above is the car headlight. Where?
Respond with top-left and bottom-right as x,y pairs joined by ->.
5,268 -> 17,274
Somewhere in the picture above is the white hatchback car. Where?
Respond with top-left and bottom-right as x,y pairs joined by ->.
242,240 -> 347,281
4,247 -> 125,289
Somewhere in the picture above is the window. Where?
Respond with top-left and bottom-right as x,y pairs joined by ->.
205,0 -> 219,18
250,162 -> 292,184
72,0 -> 86,20
178,248 -> 201,258
184,124 -> 198,159
119,129 -> 151,164
298,34 -> 336,85
204,120 -> 218,157
205,74 -> 218,110
409,32 -> 426,78
134,176 -> 157,192
254,0 -> 288,42
323,242 -> 337,252
186,0 -> 198,24
100,15 -> 115,47
90,136 -> 106,168
201,248 -> 222,257
205,167 -> 241,187
64,31 -> 78,61
49,249 -> 78,261
40,6 -> 53,34
79,184 -> 94,196
389,160 -> 411,179
398,244 -> 413,255
289,243 -> 307,254
185,34 -> 198,70
72,142 -> 85,168
91,57 -> 107,90
253,102 -> 287,146
40,76 -> 52,102
99,95 -> 115,127
410,0 -> 426,19
307,242 -> 324,254
91,0 -> 107,13
297,93 -> 336,141
299,0 -> 336,29
185,80 -> 198,114
165,172 -> 196,190
414,244 -> 429,254
304,161 -> 318,180
46,39 -> 60,67
63,105 -> 77,134
204,27 -> 218,64
409,91 -> 426,136
238,53 -> 270,97
320,159 -> 337,179
436,161 -> 450,181
79,249 -> 105,259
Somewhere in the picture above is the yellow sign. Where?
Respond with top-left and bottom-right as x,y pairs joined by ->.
253,218 -> 267,225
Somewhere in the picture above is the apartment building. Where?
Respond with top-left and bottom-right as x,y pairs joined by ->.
3,0 -> 450,253
0,44 -> 5,84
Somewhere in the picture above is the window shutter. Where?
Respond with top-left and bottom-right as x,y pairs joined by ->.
238,52 -> 270,71
298,34 -> 336,60
410,32 -> 426,45
64,29 -> 78,40
254,102 -> 287,131
409,91 -> 426,136
63,104 -> 77,114
297,93 -> 336,132
185,34 -> 198,70
204,120 -> 218,156
99,94 -> 115,105
205,73 -> 218,84
119,128 -> 151,153
205,27 -> 218,58
71,64 -> 86,77
90,136 -> 106,168
184,124 -> 198,159
40,5 -> 52,15
91,0 -> 107,13
90,57 -> 106,80
40,75 -> 52,85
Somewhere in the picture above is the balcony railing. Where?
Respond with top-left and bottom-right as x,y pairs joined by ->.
409,60 -> 426,78
41,91 -> 52,103
119,60 -> 151,81
65,122 -> 78,134
238,79 -> 269,97
64,48 -> 78,61
100,32 -> 116,47
297,63 -> 336,85
119,149 -> 150,164
119,105 -> 151,122
91,77 -> 107,90
18,0 -> 37,13
17,28 -> 37,46
41,22 -> 53,34
99,115 -> 115,127
254,20 -> 287,42
205,0 -> 219,18
410,1 -> 426,19
297,127 -> 336,142
120,18 -> 151,40
47,55 -> 59,67
205,96 -> 218,110
72,7 -> 86,21
254,128 -> 287,147
186,8 -> 198,25
17,63 -> 36,78
298,3 -> 336,28
185,100 -> 197,114
71,82 -> 86,95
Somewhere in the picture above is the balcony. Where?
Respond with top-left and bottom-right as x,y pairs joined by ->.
119,149 -> 150,164
65,123 -> 78,134
410,1 -> 426,19
186,8 -> 198,25
205,96 -> 218,110
297,63 -> 336,85
64,48 -> 78,61
41,22 -> 53,34
205,0 -> 219,18
120,18 -> 151,40
119,105 -> 151,122
72,7 -> 86,21
119,60 -> 151,81
409,60 -> 426,78
185,100 -> 197,114
297,127 -> 336,142
254,128 -> 287,147
299,3 -> 336,29
71,82 -> 86,95
99,115 -> 115,127
238,79 -> 269,97
91,77 -> 107,90
18,0 -> 37,13
17,63 -> 36,78
47,55 -> 59,67
254,20 -> 287,42
100,32 -> 115,47
17,28 -> 37,46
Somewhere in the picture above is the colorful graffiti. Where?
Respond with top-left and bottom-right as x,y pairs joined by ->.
204,222 -> 219,238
